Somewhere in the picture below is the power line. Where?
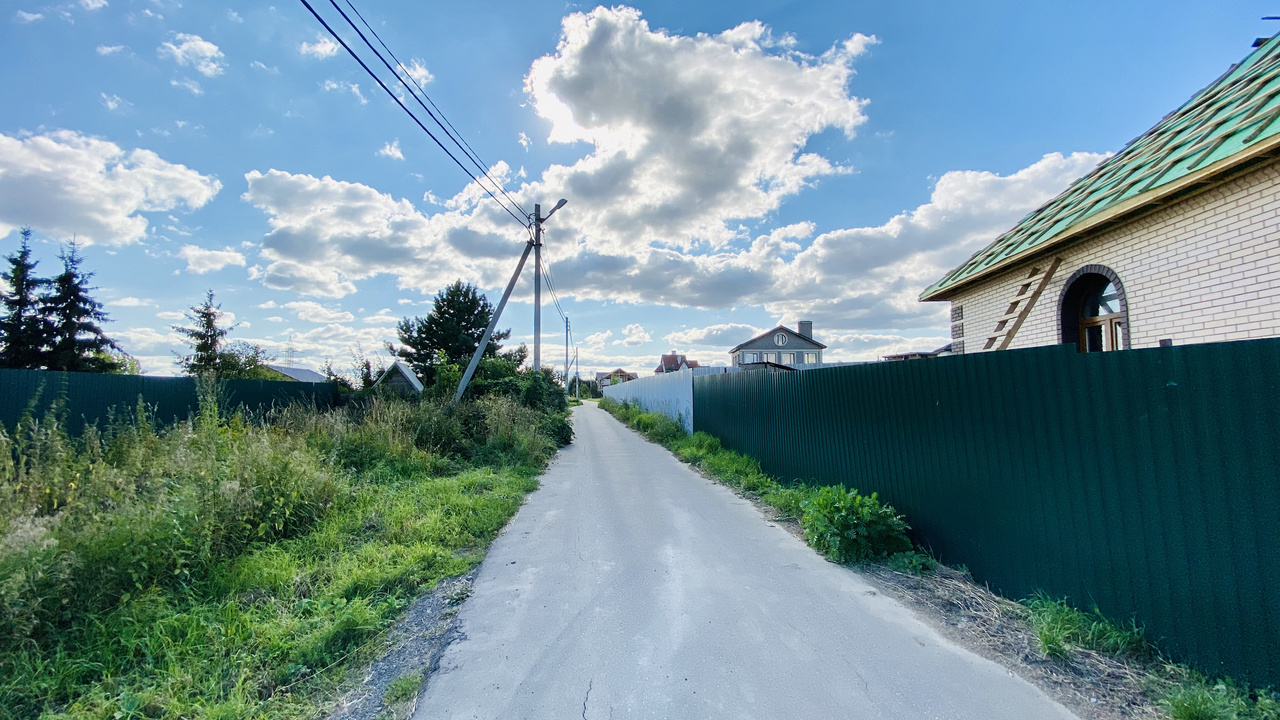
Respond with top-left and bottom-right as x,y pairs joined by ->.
298,0 -> 529,228
338,0 -> 529,219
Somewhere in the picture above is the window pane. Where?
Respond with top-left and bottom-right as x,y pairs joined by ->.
1082,281 -> 1120,318
1084,324 -> 1105,352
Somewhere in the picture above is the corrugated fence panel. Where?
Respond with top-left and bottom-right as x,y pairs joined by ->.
0,369 -> 339,434
694,339 -> 1280,685
603,370 -> 696,433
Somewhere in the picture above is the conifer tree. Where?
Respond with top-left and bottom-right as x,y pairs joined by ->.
42,242 -> 121,373
0,228 -> 53,369
173,290 -> 229,376
388,280 -> 509,384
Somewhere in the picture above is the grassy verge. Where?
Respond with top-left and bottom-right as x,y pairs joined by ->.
1,383 -> 569,720
597,397 -> 1279,720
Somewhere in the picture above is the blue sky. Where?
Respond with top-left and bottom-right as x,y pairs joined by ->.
0,0 -> 1273,377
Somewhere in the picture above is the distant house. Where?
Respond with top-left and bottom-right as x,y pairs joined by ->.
373,361 -> 424,396
729,321 -> 826,368
653,353 -> 700,374
265,365 -> 328,383
921,35 -> 1280,354
882,344 -> 954,362
595,368 -> 638,386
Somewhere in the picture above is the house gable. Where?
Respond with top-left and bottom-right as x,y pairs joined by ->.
729,326 -> 826,354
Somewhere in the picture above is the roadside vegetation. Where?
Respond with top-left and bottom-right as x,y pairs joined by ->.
598,397 -> 1279,720
0,371 -> 570,720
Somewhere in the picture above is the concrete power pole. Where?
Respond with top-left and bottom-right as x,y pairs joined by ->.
533,203 -> 542,373
564,315 -> 570,398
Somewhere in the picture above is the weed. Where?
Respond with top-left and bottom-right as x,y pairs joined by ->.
799,485 -> 912,564
1023,593 -> 1148,659
384,671 -> 426,705
886,551 -> 938,576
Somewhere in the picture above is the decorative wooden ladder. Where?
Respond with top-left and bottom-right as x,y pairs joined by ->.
983,257 -> 1063,350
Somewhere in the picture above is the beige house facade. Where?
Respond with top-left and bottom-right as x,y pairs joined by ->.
922,35 -> 1280,354
945,163 -> 1280,353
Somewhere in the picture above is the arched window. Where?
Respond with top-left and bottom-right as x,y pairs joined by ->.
1058,265 -> 1129,352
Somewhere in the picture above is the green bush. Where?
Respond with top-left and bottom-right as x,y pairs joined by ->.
799,485 -> 911,564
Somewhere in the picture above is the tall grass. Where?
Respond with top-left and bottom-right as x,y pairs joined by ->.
0,387 -> 565,719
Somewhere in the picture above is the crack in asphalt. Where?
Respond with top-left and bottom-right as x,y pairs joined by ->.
581,678 -> 594,720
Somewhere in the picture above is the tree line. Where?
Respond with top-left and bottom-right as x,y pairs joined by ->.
0,229 -> 129,373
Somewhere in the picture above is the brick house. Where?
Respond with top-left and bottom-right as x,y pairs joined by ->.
654,353 -> 700,373
921,35 -> 1280,354
730,322 -> 826,367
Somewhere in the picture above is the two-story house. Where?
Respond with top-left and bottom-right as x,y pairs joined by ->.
729,321 -> 826,367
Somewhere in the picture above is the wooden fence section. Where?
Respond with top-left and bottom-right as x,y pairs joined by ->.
694,339 -> 1280,685
0,369 -> 339,435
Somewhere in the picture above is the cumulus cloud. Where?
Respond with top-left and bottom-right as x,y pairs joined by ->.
283,301 -> 355,323
110,296 -> 155,307
615,323 -> 651,346
322,79 -> 367,105
299,34 -> 339,59
363,309 -> 398,324
582,330 -> 612,349
178,244 -> 246,273
0,130 -> 221,245
80,0 -> 107,9
115,326 -> 183,350
158,33 -> 226,78
97,44 -> 125,55
156,311 -> 185,320
664,323 -> 763,347
377,140 -> 403,160
399,59 -> 432,85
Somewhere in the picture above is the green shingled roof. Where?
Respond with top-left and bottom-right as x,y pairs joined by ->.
921,34 -> 1280,300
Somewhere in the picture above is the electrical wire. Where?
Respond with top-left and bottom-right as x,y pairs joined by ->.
297,0 -> 529,229
338,0 -> 529,219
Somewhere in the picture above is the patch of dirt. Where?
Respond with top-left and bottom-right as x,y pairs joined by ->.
324,569 -> 478,720
735,483 -> 1166,720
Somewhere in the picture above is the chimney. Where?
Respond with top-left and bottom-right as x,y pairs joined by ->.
798,320 -> 813,339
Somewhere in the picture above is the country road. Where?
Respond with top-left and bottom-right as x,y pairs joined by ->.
415,403 -> 1077,719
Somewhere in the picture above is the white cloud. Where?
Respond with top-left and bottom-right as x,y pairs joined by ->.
115,326 -> 183,350
0,130 -> 221,245
258,300 -> 278,308
377,140 -> 403,160
170,78 -> 203,95
226,10 -> 243,23
110,296 -> 155,307
283,301 -> 355,323
582,330 -> 612,349
100,93 -> 129,111
14,10 -> 43,23
664,323 -> 762,347
250,60 -> 278,74
399,59 -> 432,86
615,323 -> 651,346
155,311 -> 185,320
517,132 -> 531,151
299,34 -> 339,59
178,245 -> 247,273
80,0 -> 108,9
322,79 -> 367,105
362,309 -> 398,324
265,316 -> 284,322
159,33 -> 226,78
96,44 -> 126,55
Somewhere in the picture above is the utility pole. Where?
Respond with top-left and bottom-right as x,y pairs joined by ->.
533,203 -> 542,373
573,348 -> 579,401
564,315 -> 570,398
454,198 -> 566,403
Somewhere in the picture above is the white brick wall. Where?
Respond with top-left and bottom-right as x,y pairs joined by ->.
947,160 -> 1280,352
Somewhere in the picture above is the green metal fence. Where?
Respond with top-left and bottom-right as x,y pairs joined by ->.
0,369 -> 340,435
694,339 -> 1280,685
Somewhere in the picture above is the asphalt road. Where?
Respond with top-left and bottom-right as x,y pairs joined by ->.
415,403 -> 1077,719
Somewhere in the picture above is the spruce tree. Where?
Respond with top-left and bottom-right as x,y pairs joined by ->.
173,290 -> 229,376
0,228 -> 53,369
388,280 -> 509,384
43,242 -> 121,373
